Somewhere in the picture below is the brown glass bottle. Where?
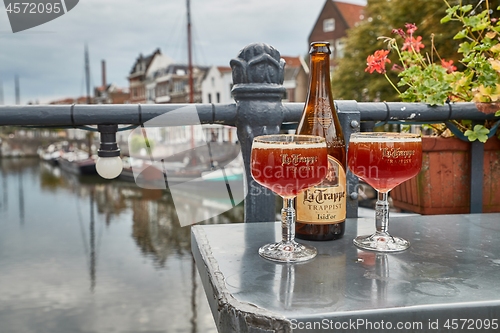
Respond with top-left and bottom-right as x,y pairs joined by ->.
295,42 -> 346,241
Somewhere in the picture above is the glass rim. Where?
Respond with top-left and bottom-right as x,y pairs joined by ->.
253,134 -> 326,144
350,132 -> 421,139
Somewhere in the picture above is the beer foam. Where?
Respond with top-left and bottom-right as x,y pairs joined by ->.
252,141 -> 326,149
350,133 -> 421,143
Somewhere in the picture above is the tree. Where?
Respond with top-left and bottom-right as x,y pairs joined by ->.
331,0 -> 500,102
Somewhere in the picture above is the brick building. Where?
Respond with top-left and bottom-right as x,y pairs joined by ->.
308,0 -> 365,66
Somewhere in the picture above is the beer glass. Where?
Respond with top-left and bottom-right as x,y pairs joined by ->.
348,132 -> 422,252
251,134 -> 328,262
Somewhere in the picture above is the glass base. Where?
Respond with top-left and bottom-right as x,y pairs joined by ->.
353,232 -> 410,252
258,241 -> 317,263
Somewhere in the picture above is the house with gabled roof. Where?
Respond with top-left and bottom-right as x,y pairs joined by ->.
128,48 -> 173,103
153,64 -> 209,104
94,84 -> 130,104
201,66 -> 233,104
308,0 -> 365,65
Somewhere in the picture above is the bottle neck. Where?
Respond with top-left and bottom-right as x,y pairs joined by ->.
306,52 -> 332,103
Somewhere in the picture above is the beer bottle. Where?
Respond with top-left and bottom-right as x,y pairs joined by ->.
295,41 -> 346,241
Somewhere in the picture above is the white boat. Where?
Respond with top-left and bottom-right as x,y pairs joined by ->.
37,143 -> 62,165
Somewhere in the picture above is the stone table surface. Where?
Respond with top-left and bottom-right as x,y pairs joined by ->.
192,213 -> 500,332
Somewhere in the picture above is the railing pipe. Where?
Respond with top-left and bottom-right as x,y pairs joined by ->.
350,101 -> 497,122
0,101 -> 494,127
0,104 -> 238,127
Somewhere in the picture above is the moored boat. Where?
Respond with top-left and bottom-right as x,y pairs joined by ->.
58,150 -> 97,175
37,143 -> 62,166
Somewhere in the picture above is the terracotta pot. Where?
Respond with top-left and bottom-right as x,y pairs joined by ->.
391,136 -> 500,214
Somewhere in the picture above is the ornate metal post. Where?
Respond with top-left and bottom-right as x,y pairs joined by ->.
230,43 -> 286,222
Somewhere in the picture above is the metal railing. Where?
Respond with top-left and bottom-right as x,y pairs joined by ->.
0,43 -> 497,222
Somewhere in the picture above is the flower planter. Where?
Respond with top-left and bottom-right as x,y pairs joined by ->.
391,136 -> 500,214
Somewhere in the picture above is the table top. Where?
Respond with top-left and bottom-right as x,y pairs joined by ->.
191,213 -> 500,332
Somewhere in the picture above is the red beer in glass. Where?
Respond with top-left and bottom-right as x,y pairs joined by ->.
250,134 -> 328,263
348,133 -> 422,192
251,143 -> 328,197
347,132 -> 422,252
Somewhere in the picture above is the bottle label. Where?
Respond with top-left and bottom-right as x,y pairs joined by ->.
296,155 -> 346,224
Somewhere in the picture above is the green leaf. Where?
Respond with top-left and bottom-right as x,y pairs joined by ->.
440,15 -> 452,24
454,29 -> 468,39
445,4 -> 460,15
495,110 -> 500,117
478,134 -> 488,143
475,124 -> 490,135
464,129 -> 477,141
460,4 -> 473,13
458,42 -> 475,54
465,125 -> 490,143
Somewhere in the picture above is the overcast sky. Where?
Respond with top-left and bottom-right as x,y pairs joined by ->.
0,0 -> 365,105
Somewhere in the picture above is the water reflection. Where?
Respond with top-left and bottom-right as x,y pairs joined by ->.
0,158 -> 242,333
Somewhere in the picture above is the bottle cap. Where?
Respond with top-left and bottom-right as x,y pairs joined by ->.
310,42 -> 331,54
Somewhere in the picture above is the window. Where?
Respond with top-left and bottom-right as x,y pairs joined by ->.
208,93 -> 212,103
335,39 -> 345,58
174,81 -> 185,93
323,18 -> 335,32
216,92 -> 220,103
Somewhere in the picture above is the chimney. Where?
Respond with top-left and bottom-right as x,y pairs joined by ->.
101,60 -> 107,89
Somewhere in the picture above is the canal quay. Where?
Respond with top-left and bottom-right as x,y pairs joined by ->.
0,156 -> 245,333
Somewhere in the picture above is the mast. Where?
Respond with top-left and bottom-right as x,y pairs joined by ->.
15,75 -> 20,105
0,78 -> 4,105
186,0 -> 196,154
84,44 -> 93,155
187,0 -> 194,103
85,44 -> 91,104
90,190 -> 96,292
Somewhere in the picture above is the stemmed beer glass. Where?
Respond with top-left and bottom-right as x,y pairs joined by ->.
348,132 -> 422,252
251,134 -> 328,262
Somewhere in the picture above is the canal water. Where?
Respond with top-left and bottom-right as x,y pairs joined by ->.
0,158 -> 244,333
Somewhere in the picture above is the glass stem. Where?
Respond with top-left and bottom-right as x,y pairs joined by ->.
375,191 -> 389,234
281,197 -> 295,243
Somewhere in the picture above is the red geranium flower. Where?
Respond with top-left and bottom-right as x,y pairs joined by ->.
441,59 -> 457,73
402,36 -> 424,53
405,23 -> 418,35
365,50 -> 391,74
392,28 -> 406,38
